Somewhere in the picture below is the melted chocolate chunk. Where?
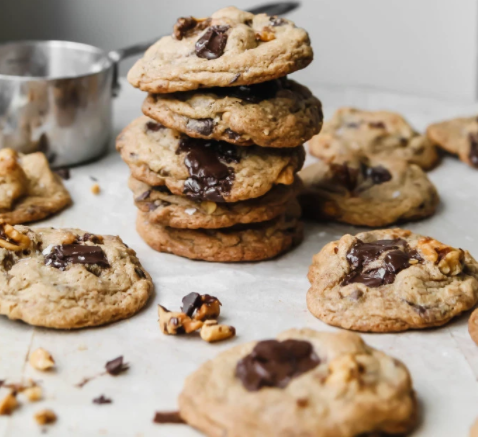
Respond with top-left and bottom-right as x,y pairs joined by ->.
362,164 -> 392,185
181,292 -> 202,317
469,133 -> 478,168
342,239 -> 421,287
330,163 -> 359,191
187,118 -> 215,135
176,136 -> 239,202
45,244 -> 109,270
105,356 -> 129,376
195,25 -> 230,60
146,121 -> 165,132
93,395 -> 112,405
270,16 -> 286,26
236,339 -> 320,391
153,411 -> 185,424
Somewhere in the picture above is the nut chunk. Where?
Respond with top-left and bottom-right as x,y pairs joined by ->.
29,348 -> 55,371
200,320 -> 236,343
0,392 -> 18,415
158,305 -> 203,335
34,409 -> 57,425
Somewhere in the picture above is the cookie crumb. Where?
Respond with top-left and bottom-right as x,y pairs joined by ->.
0,392 -> 18,415
29,348 -> 55,371
34,409 -> 56,425
105,356 -> 129,376
200,320 -> 236,343
93,395 -> 112,405
91,183 -> 101,195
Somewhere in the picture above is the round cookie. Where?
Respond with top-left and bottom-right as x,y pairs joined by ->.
129,177 -> 298,229
308,107 -> 439,170
426,115 -> 478,168
128,7 -> 313,93
0,225 -> 152,329
298,156 -> 439,227
136,202 -> 303,262
142,78 -> 323,148
307,228 -> 478,332
116,116 -> 305,203
178,328 -> 417,436
0,149 -> 71,224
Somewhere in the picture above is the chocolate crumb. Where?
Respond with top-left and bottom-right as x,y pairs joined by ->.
55,168 -> 70,180
153,411 -> 185,424
181,292 -> 202,317
93,395 -> 112,405
105,356 -> 129,376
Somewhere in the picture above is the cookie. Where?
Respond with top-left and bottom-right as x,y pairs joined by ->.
308,107 -> 439,170
427,116 -> 478,168
136,202 -> 303,262
178,328 -> 417,436
116,116 -> 305,203
298,156 -> 439,227
468,308 -> 478,345
129,177 -> 298,229
0,225 -> 152,329
142,78 -> 323,148
128,7 -> 313,93
0,149 -> 71,224
471,418 -> 478,437
307,228 -> 478,332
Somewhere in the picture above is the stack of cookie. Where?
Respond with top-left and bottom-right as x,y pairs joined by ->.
117,6 -> 323,262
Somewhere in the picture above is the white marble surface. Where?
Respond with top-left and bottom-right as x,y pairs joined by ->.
1,79 -> 478,436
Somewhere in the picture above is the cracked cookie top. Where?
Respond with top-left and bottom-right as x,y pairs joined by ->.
307,228 -> 478,332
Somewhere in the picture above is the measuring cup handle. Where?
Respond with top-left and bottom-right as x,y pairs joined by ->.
108,1 -> 300,96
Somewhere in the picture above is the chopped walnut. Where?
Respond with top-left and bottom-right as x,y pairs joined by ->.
200,201 -> 217,214
23,386 -> 42,402
34,409 -> 57,425
29,348 -> 55,371
255,27 -> 276,42
200,320 -> 236,343
0,224 -> 31,251
0,392 -> 18,415
437,249 -> 464,275
91,183 -> 101,195
276,166 -> 294,185
158,305 -> 203,335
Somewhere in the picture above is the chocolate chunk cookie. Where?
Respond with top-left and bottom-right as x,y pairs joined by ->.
142,78 -> 323,148
129,177 -> 298,229
0,149 -> 71,224
299,156 -> 439,227
309,107 -> 439,170
128,7 -> 313,93
136,201 -> 303,262
307,228 -> 478,332
178,328 -> 417,436
0,225 -> 152,328
116,116 -> 305,203
427,116 -> 478,168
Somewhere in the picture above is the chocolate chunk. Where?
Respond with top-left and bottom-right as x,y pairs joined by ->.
186,118 -> 215,135
213,79 -> 285,103
469,133 -> 478,168
55,168 -> 70,180
176,136 -> 239,202
45,244 -> 109,270
93,395 -> 112,405
135,267 -> 146,278
330,163 -> 359,191
235,339 -> 320,391
342,239 -> 422,287
78,233 -> 102,244
146,121 -> 165,132
153,411 -> 185,424
369,121 -> 385,129
270,16 -> 286,26
195,25 -> 230,60
105,356 -> 129,376
362,164 -> 392,185
173,17 -> 210,40
224,129 -> 242,141
331,162 -> 391,192
3,253 -> 14,271
181,292 -> 202,317
135,190 -> 151,202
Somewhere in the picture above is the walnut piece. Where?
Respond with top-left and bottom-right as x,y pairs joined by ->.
34,409 -> 56,425
200,320 -> 236,343
0,148 -> 28,211
158,305 -> 203,335
29,348 -> 55,371
24,386 -> 42,402
255,27 -> 276,42
0,224 -> 31,251
200,201 -> 217,214
0,392 -> 18,415
194,295 -> 221,321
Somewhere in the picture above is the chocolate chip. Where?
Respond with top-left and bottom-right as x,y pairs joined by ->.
224,129 -> 241,141
186,118 -> 215,135
45,244 -> 109,270
153,411 -> 185,424
146,121 -> 165,132
176,136 -> 239,202
181,292 -> 202,317
235,339 -> 320,391
93,395 -> 112,405
105,356 -> 129,376
369,121 -> 385,129
469,133 -> 478,167
135,267 -> 146,279
55,168 -> 70,180
195,25 -> 230,60
270,16 -> 286,26
135,190 -> 151,202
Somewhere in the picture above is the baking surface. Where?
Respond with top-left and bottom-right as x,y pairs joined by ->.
1,79 -> 478,436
